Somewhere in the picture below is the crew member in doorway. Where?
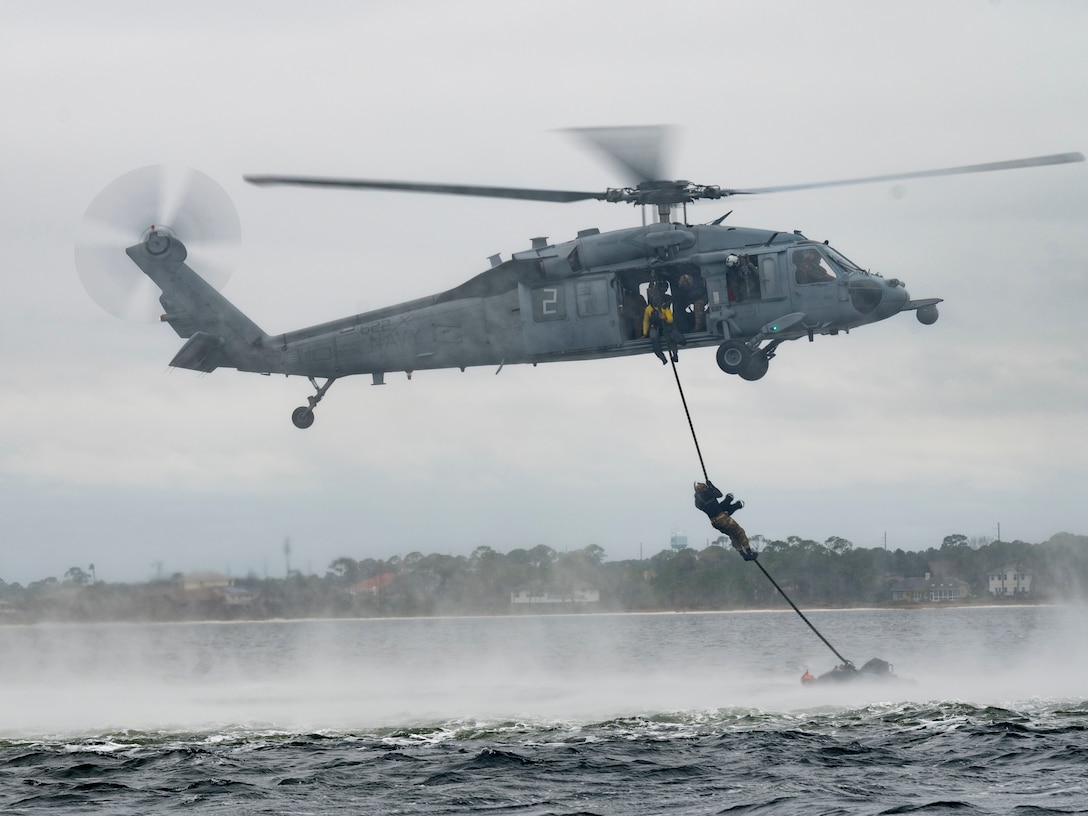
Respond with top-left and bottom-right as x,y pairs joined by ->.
673,271 -> 707,332
646,277 -> 669,309
693,480 -> 757,560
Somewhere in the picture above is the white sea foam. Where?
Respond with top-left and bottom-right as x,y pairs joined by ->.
1,606 -> 1084,738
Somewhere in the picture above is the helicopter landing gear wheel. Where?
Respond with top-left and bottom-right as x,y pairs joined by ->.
292,406 -> 316,429
290,376 -> 337,430
739,350 -> 769,381
716,340 -> 751,375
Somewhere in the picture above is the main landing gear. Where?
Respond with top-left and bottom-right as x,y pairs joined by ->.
715,313 -> 805,382
291,376 -> 337,429
716,340 -> 775,381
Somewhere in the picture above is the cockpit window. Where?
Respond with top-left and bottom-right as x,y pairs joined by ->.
821,245 -> 865,273
792,247 -> 837,285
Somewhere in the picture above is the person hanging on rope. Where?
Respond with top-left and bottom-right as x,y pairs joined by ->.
643,297 -> 679,364
693,480 -> 758,560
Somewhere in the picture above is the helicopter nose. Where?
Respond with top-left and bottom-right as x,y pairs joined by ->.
847,277 -> 909,318
847,278 -> 883,314
883,279 -> 910,315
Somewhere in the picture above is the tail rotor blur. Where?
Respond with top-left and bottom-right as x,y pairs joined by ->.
75,166 -> 241,321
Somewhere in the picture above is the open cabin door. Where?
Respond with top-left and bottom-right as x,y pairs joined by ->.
703,250 -> 793,337
518,275 -> 623,356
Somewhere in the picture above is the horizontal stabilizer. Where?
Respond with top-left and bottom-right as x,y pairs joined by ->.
169,332 -> 226,372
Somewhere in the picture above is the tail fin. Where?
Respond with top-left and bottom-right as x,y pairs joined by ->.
126,231 -> 268,373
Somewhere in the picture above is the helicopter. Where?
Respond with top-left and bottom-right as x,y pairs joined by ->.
76,127 -> 1084,429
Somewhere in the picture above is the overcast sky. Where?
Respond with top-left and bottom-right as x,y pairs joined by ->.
1,0 -> 1085,584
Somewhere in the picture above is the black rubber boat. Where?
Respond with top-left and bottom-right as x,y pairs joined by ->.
801,657 -> 905,685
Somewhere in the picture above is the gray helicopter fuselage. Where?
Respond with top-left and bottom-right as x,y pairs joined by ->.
127,221 -> 930,383
253,222 -> 918,378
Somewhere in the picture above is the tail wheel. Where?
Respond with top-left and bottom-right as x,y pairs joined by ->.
292,407 -> 316,429
739,351 -> 769,381
716,340 -> 751,374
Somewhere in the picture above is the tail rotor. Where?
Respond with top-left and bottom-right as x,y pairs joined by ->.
75,166 -> 241,321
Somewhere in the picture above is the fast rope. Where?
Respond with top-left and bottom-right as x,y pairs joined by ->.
667,357 -> 853,667
751,557 -> 853,667
669,358 -> 708,483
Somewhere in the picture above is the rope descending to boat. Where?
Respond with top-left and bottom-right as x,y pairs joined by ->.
667,356 -> 853,667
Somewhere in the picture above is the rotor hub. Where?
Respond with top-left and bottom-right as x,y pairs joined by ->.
141,225 -> 176,255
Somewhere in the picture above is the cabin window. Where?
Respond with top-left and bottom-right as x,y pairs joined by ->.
760,256 -> 781,298
727,256 -> 760,302
727,254 -> 787,302
575,279 -> 609,317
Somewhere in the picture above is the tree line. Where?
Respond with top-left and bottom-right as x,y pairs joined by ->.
1,532 -> 1084,623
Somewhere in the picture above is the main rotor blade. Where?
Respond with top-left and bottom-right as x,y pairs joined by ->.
732,152 -> 1085,195
563,125 -> 672,185
244,175 -> 609,204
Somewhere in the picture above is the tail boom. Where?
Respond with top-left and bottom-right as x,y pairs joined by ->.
126,232 -> 271,373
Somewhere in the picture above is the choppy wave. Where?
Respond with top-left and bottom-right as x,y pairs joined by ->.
4,609 -> 1088,813
4,700 -> 1086,815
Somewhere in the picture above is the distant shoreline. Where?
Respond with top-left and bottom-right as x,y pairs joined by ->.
0,600 -> 1070,628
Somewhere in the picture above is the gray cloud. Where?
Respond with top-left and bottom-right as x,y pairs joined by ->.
1,0 -> 1085,583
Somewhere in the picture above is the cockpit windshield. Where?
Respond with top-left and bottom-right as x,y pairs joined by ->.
821,245 -> 865,274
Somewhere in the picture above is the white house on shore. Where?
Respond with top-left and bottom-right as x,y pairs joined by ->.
510,588 -> 600,605
889,573 -> 971,603
988,566 -> 1032,596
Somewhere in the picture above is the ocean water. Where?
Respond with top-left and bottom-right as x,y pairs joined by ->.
1,605 -> 1086,815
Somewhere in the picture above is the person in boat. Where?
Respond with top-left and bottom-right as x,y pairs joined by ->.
800,663 -> 856,685
693,480 -> 757,560
828,662 -> 858,680
802,658 -> 898,685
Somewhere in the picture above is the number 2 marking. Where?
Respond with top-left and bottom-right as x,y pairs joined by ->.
541,288 -> 559,315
